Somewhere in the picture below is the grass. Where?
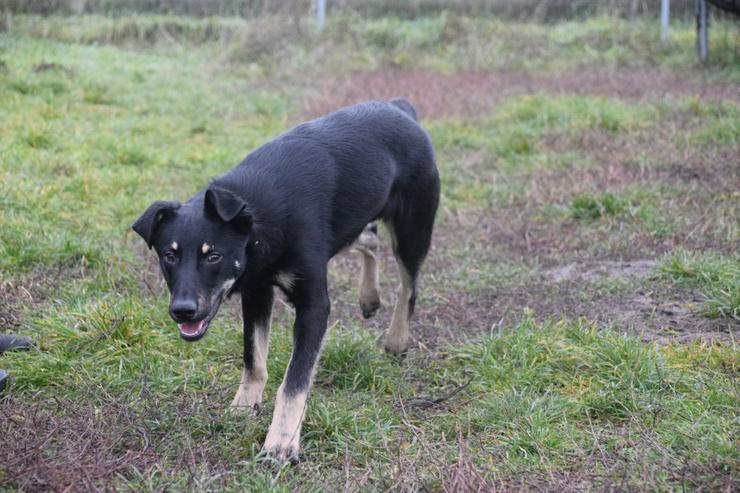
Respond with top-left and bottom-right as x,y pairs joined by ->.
4,13 -> 740,77
3,316 -> 737,490
659,249 -> 740,320
1,12 -> 739,492
570,192 -> 629,220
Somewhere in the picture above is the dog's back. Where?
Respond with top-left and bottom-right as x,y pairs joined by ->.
219,100 -> 438,256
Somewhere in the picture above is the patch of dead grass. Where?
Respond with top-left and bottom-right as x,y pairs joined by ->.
0,395 -> 159,492
304,68 -> 740,119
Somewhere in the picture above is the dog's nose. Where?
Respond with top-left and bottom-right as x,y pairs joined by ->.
170,299 -> 197,321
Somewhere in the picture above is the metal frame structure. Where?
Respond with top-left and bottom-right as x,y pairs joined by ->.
699,0 -> 740,61
663,0 -> 739,61
697,0 -> 709,61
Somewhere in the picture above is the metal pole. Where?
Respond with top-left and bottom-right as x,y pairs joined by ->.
316,0 -> 326,33
661,0 -> 670,43
696,0 -> 708,62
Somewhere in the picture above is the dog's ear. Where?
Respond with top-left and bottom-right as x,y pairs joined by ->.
132,201 -> 180,249
204,186 -> 252,233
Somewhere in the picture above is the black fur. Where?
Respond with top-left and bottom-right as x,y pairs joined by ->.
133,99 -> 439,398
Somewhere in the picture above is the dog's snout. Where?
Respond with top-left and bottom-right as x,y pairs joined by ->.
170,299 -> 198,321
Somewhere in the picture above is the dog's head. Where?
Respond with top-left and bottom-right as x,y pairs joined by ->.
132,186 -> 251,341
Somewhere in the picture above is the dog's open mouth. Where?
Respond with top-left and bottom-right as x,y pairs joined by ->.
177,294 -> 225,341
178,319 -> 210,340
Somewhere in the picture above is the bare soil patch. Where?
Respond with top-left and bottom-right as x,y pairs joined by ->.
0,271 -> 55,334
362,270 -> 734,346
541,128 -> 740,195
0,380 -> 245,493
0,395 -> 159,492
545,259 -> 657,283
304,68 -> 740,119
0,287 -> 26,332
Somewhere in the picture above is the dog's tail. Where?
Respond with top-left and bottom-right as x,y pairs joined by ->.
389,98 -> 418,121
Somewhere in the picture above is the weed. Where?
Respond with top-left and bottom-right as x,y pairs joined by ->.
659,249 -> 740,320
571,192 -> 628,220
21,127 -> 53,149
82,82 -> 113,104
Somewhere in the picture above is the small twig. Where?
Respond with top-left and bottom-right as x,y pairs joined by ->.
586,410 -> 608,467
397,394 -> 433,493
403,376 -> 474,409
342,445 -> 352,493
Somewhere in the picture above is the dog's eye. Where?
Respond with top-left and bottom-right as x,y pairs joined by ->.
163,252 -> 177,264
206,252 -> 222,263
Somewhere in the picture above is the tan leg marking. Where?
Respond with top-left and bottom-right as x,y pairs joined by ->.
262,341 -> 325,462
262,384 -> 308,462
384,260 -> 413,355
355,224 -> 381,318
230,314 -> 271,410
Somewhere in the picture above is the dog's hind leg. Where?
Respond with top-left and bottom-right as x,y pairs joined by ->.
383,179 -> 439,355
384,250 -> 415,355
231,283 -> 274,411
355,223 -> 381,318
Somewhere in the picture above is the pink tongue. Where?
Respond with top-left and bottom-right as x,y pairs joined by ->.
179,320 -> 205,336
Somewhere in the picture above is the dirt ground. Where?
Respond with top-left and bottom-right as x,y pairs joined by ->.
328,223 -> 736,350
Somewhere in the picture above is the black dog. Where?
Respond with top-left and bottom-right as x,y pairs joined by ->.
133,99 -> 440,461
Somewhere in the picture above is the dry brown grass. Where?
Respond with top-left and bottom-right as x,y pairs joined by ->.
0,395 -> 159,492
304,68 -> 740,120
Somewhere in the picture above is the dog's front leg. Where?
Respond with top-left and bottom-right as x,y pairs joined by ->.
231,283 -> 274,411
262,283 -> 330,462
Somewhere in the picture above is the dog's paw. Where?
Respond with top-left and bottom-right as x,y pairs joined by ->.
229,387 -> 262,414
258,444 -> 302,465
382,336 -> 410,356
360,298 -> 381,319
261,424 -> 302,465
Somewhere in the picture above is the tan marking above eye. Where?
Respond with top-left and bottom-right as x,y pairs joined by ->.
202,243 -> 211,254
171,241 -> 178,250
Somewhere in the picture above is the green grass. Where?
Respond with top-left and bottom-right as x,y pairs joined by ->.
5,13 -> 740,77
450,321 -> 737,472
659,250 -> 740,320
4,313 -> 737,490
571,192 -> 629,220
1,12 -> 738,492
